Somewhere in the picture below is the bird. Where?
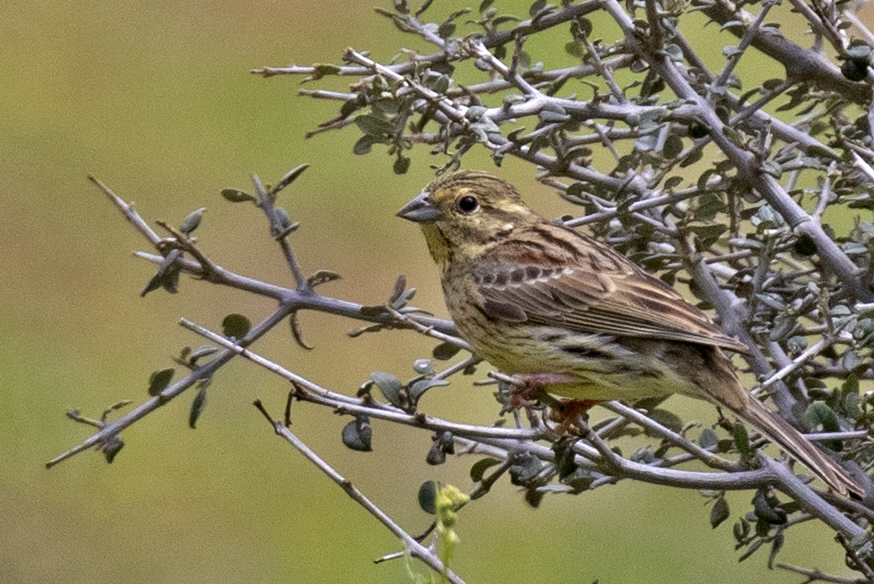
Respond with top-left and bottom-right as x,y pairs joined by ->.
396,169 -> 862,498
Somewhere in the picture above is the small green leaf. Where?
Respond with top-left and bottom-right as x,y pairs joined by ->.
221,188 -> 256,203
189,380 -> 208,429
842,374 -> 860,397
355,114 -> 394,137
733,517 -> 750,542
307,270 -> 342,288
470,457 -> 500,482
432,341 -> 463,360
688,224 -> 728,247
393,155 -> 411,175
418,480 -> 440,514
509,453 -> 542,485
733,422 -> 750,455
302,63 -> 342,83
179,207 -> 206,234
353,134 -> 376,155
188,345 -> 219,365
359,305 -> 386,318
679,148 -> 703,167
148,368 -> 175,397
663,134 -> 683,159
103,436 -> 125,464
529,0 -> 546,17
409,378 -> 449,402
341,415 -> 372,452
722,125 -> 743,145
752,488 -> 787,524
710,496 -> 730,528
804,402 -> 840,432
804,402 -> 842,451
768,531 -> 785,568
371,371 -> 403,407
464,106 -> 487,121
427,431 -> 454,465
664,176 -> 683,190
431,74 -> 449,94
270,163 -> 310,195
426,440 -> 447,465
699,428 -> 719,448
573,16 -> 593,37
564,41 -> 585,59
141,248 -> 182,297
563,469 -> 594,493
222,313 -> 251,339
553,438 -> 578,479
437,21 -> 456,38
846,43 -> 872,60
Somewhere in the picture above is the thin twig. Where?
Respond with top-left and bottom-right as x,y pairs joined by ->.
252,400 -> 468,584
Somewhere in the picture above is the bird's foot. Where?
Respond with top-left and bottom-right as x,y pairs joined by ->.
505,373 -> 577,409
549,399 -> 603,435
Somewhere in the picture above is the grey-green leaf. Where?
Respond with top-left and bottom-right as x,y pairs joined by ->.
103,436 -> 125,464
432,341 -> 463,360
663,134 -> 683,159
270,163 -> 310,195
179,207 -> 206,234
222,313 -> 251,339
341,415 -> 372,452
470,457 -> 500,482
307,270 -> 342,287
371,371 -> 403,407
710,496 -> 730,528
733,422 -> 750,455
804,402 -> 842,451
409,378 -> 449,402
148,368 -> 175,396
221,188 -> 256,203
356,114 -> 394,137
418,480 -> 440,514
189,381 -> 208,429
699,428 -> 719,449
188,345 -> 219,365
393,155 -> 411,175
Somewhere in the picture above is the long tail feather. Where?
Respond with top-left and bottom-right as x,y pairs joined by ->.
731,396 -> 861,498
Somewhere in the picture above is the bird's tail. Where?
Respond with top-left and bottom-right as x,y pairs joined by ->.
732,395 -> 862,498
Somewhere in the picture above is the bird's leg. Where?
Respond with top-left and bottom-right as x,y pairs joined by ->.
503,373 -> 600,434
506,373 -> 578,409
549,399 -> 604,435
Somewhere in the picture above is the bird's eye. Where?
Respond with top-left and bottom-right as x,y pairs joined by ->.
457,195 -> 479,213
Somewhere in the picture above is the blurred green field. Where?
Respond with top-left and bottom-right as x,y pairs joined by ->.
1,1 -> 868,583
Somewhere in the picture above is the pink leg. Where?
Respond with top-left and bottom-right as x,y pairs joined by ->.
507,373 -> 578,408
550,399 -> 604,434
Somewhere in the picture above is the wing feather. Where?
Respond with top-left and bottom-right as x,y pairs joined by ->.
472,224 -> 748,353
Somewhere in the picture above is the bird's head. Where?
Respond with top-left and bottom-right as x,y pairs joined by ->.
397,170 -> 541,268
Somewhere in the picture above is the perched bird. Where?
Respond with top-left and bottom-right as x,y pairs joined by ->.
397,169 -> 862,497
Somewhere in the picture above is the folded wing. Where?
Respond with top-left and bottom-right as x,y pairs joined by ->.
472,223 -> 748,353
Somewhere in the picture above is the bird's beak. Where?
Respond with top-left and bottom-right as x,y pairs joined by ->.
396,191 -> 439,223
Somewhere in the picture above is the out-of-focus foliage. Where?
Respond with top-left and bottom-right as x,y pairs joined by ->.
11,1 -> 874,583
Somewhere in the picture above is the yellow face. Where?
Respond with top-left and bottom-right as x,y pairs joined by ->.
397,170 -> 540,268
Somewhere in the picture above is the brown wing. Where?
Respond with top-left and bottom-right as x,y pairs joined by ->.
472,223 -> 749,353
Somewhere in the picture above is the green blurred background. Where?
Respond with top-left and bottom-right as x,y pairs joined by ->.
2,1 -> 870,582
